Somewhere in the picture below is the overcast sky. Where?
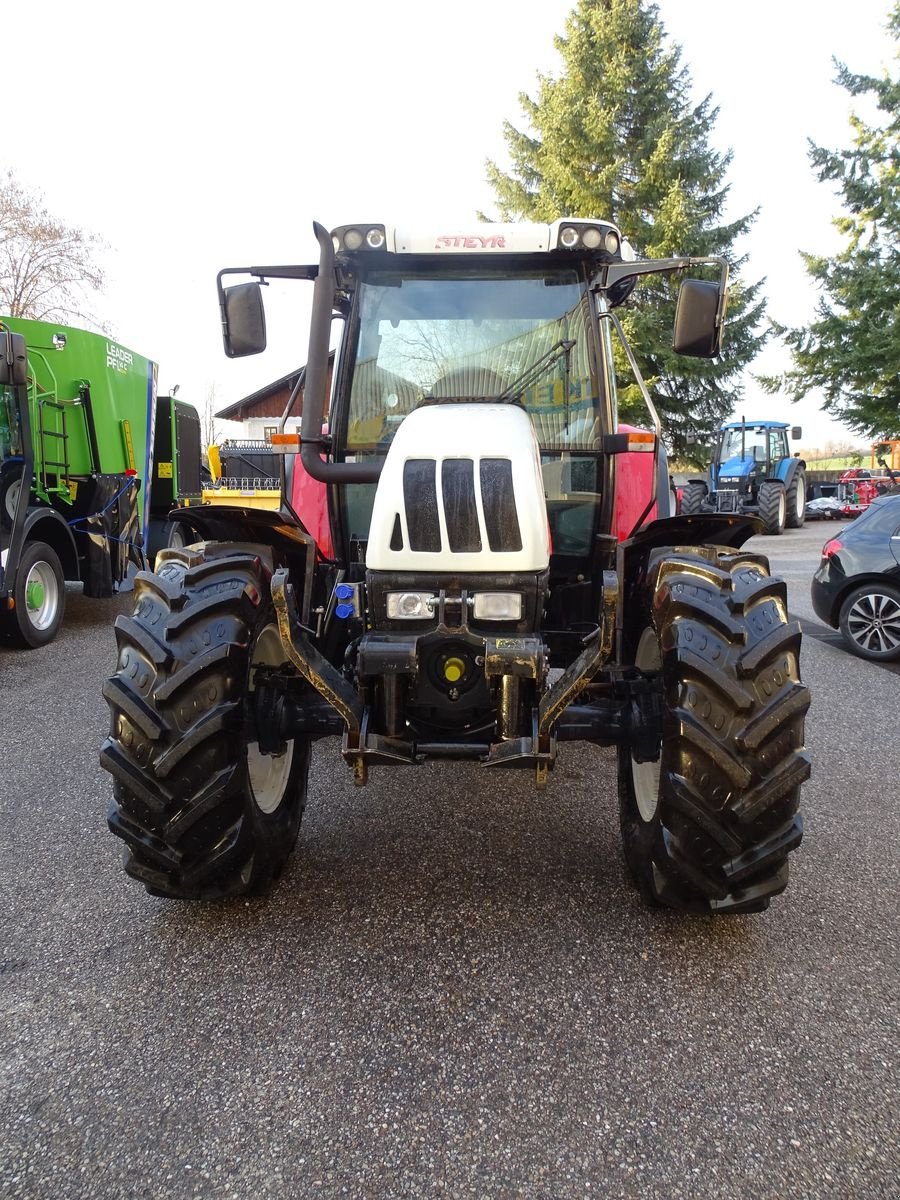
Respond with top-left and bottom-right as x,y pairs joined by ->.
4,0 -> 894,447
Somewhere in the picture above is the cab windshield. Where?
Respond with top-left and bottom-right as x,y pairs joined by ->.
345,268 -> 601,453
719,427 -> 769,462
339,266 -> 609,558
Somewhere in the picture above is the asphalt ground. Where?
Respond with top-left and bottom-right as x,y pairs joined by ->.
0,522 -> 897,1199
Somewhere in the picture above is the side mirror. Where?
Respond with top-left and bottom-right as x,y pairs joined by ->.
222,282 -> 267,358
0,331 -> 27,385
791,426 -> 802,440
673,278 -> 724,358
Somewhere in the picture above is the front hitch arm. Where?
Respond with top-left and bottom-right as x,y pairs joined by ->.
533,570 -> 619,786
270,569 -> 368,784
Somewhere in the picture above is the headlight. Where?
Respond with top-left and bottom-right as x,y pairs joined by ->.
556,221 -> 622,254
386,591 -> 435,619
472,592 -> 522,621
332,224 -> 388,252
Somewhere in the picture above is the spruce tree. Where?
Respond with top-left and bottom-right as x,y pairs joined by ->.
765,5 -> 900,440
485,0 -> 766,456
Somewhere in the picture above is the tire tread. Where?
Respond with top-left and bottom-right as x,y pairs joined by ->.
619,547 -> 808,913
101,546 -> 307,900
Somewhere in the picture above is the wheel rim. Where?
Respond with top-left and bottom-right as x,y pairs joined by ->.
168,524 -> 188,548
247,623 -> 295,814
777,491 -> 786,527
846,592 -> 900,656
794,475 -> 805,520
4,478 -> 20,521
631,625 -> 662,822
24,560 -> 60,631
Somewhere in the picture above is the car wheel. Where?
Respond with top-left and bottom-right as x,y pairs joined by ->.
838,583 -> 900,662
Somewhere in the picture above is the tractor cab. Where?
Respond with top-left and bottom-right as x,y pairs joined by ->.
212,220 -> 729,648
0,373 -> 25,527
329,240 -> 617,646
336,258 -> 604,560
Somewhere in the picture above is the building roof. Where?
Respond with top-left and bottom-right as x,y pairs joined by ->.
215,367 -> 304,420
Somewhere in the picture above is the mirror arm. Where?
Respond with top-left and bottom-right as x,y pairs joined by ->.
604,256 -> 730,332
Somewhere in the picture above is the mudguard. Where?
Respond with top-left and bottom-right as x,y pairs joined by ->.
616,511 -> 762,647
169,503 -> 320,561
775,456 -> 805,485
1,506 -> 79,594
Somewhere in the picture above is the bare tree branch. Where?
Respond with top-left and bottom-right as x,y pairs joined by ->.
0,170 -> 107,326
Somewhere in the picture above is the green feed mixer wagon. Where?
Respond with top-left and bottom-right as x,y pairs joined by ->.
0,318 -> 201,647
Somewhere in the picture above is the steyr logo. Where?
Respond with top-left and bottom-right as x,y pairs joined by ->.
107,343 -> 133,372
435,235 -> 507,250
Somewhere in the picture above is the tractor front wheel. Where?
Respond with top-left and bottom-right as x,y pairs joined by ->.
101,543 -> 309,899
617,547 -> 809,913
757,480 -> 787,535
0,540 -> 65,648
679,482 -> 708,516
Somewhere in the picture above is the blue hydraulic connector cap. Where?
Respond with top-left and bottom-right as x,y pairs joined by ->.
333,581 -> 362,620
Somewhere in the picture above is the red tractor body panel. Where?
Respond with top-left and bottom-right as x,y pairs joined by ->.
613,423 -> 662,539
289,450 -> 333,558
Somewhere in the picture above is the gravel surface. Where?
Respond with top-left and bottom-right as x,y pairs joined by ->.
1,524 -> 897,1199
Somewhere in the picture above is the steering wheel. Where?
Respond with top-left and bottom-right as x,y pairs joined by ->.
431,367 -> 507,399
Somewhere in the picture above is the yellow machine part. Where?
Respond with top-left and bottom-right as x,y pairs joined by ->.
201,487 -> 281,512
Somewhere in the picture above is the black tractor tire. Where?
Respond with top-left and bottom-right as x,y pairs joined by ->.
757,480 -> 787,535
785,469 -> 807,528
618,547 -> 809,914
100,543 -> 310,899
0,540 -> 66,648
679,482 -> 709,516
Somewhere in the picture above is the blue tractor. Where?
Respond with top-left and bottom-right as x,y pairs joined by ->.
680,419 -> 806,535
